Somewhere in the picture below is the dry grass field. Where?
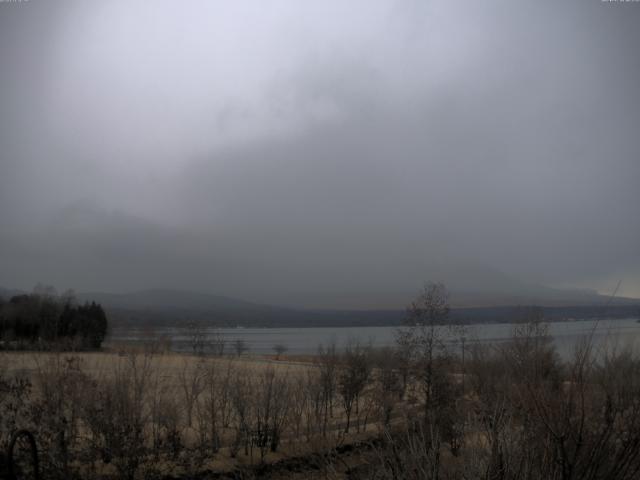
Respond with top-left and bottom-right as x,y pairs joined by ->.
0,346 -> 398,479
0,350 -> 310,383
3,315 -> 640,480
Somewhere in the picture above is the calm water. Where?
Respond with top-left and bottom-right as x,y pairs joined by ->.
109,318 -> 640,359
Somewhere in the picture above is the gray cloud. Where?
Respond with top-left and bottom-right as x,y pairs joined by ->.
1,0 -> 639,305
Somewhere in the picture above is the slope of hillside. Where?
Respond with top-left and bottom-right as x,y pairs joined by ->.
3,283 -> 638,328
76,289 -> 270,312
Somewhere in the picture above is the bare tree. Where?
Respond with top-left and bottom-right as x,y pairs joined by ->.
186,321 -> 208,355
234,338 -> 249,356
80,353 -> 154,480
194,359 -> 227,454
288,375 -> 309,445
394,330 -> 415,400
371,347 -> 403,428
403,282 -> 451,416
210,327 -> 226,356
303,369 -> 325,442
30,353 -> 91,477
253,366 -> 290,460
316,342 -> 339,436
338,341 -> 371,433
273,343 -> 288,359
178,357 -> 206,428
229,368 -> 253,457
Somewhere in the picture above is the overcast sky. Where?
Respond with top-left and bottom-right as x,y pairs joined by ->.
1,0 -> 639,307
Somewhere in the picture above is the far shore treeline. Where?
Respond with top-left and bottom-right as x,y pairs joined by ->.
0,285 -> 108,350
106,302 -> 640,329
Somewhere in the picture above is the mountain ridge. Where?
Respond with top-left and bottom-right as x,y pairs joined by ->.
2,285 -> 638,328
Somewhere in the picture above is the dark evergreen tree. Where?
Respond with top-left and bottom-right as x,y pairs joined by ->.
0,291 -> 109,350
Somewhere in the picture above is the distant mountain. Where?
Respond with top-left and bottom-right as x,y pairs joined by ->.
75,288 -> 313,327
76,288 -> 272,312
3,282 -> 639,328
0,286 -> 24,300
260,262 -> 637,310
73,287 -> 638,329
271,287 -> 624,311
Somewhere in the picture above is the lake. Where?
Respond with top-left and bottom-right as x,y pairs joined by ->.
108,317 -> 640,359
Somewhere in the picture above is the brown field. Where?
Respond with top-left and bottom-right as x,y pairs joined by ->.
0,347 -> 399,479
0,350 -> 310,381
3,320 -> 640,480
